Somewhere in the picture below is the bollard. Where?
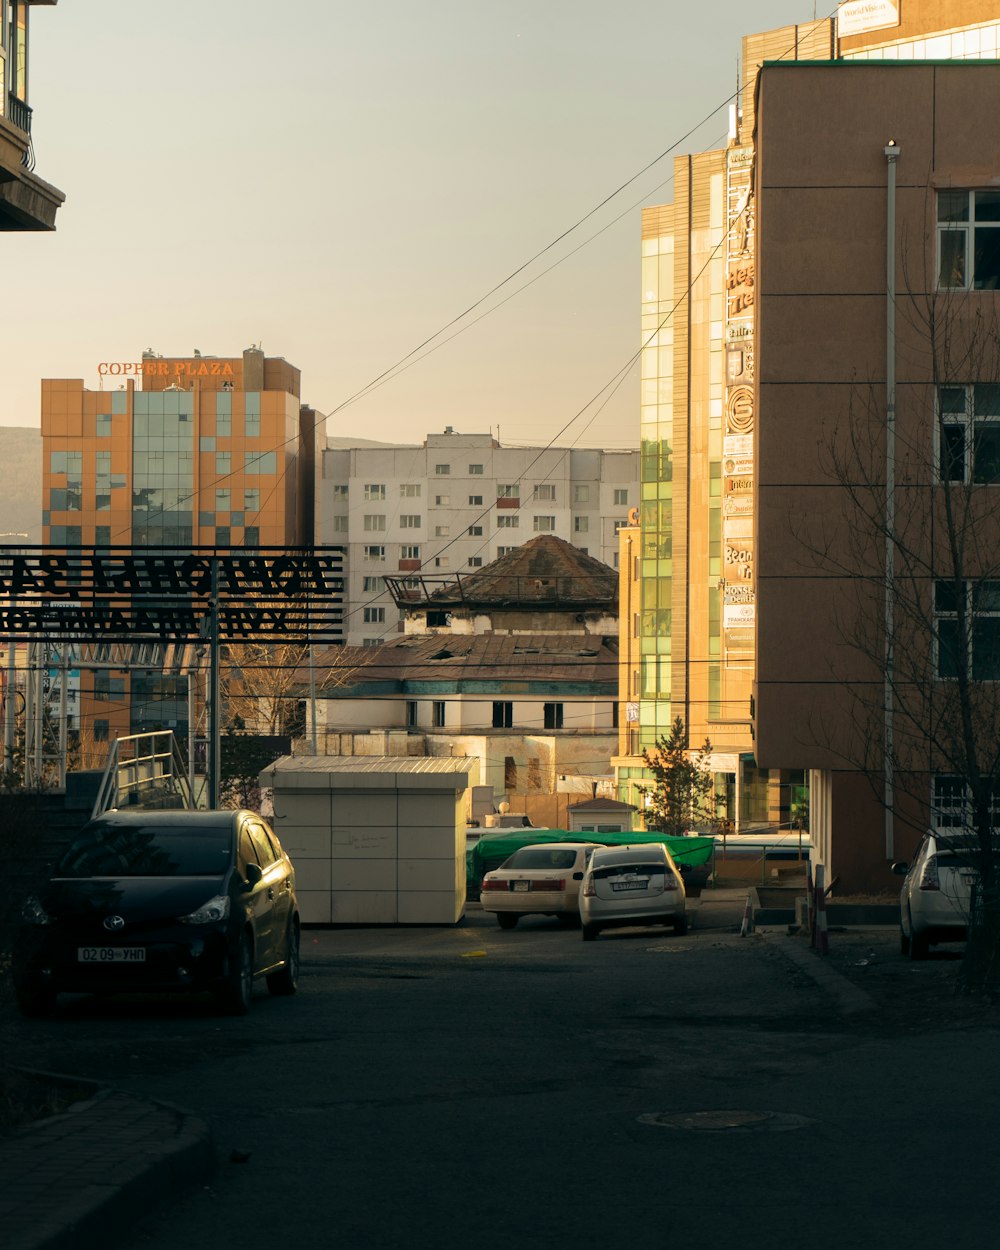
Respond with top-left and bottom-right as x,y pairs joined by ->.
807,860 -> 816,946
740,891 -> 753,937
815,863 -> 829,955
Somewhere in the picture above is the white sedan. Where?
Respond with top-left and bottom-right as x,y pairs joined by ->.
892,832 -> 977,959
579,843 -> 687,940
479,843 -> 598,929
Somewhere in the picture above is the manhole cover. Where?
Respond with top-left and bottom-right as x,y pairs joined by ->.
637,1110 -> 814,1133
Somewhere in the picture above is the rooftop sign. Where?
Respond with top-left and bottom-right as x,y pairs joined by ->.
837,0 -> 900,38
0,547 -> 344,644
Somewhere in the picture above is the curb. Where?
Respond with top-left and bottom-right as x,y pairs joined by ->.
759,931 -> 877,1016
0,1083 -> 214,1250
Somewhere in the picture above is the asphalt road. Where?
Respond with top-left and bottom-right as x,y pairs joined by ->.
11,903 -> 1000,1250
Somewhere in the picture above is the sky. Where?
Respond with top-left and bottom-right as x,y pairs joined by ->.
7,0 -> 818,450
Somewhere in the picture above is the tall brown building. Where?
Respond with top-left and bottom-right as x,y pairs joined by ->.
617,1 -> 1000,887
40,348 -> 318,748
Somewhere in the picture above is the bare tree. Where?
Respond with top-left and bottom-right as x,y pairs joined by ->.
801,258 -> 1000,990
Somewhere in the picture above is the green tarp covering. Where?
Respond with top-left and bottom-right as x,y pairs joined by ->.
468,828 -> 714,891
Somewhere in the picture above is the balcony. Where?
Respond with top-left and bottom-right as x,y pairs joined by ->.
6,93 -> 33,169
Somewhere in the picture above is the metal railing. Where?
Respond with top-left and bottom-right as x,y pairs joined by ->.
6,92 -> 34,170
91,730 -> 195,819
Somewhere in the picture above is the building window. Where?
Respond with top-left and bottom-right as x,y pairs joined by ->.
468,525 -> 483,536
95,526 -> 111,547
435,464 -> 451,475
534,483 -> 556,501
468,557 -> 483,567
469,495 -> 483,506
493,701 -> 513,728
244,526 -> 259,548
574,516 -> 589,533
363,576 -> 385,592
362,638 -> 380,649
533,516 -> 556,532
497,546 -> 514,557
938,189 -> 1000,290
932,774 -> 1000,832
469,464 -> 484,475
939,384 -> 1000,484
364,484 -> 386,501
435,525 -> 449,537
434,557 -> 449,568
401,544 -> 420,559
936,579 -> 1000,679
363,606 -> 386,624
216,489 -> 231,510
400,483 -> 421,497
614,488 -> 629,505
498,484 -> 519,499
244,488 -> 260,512
611,701 -> 619,728
544,702 -> 564,729
400,514 -> 422,528
613,520 -> 628,533
364,545 -> 385,561
245,451 -> 276,475
435,495 -> 450,506
332,483 -> 349,498
215,527 -> 231,546
94,719 -> 109,743
406,700 -> 418,728
332,515 -> 349,532
93,673 -> 126,702
574,484 -> 590,503
215,452 -> 231,475
364,514 -> 386,532
497,515 -> 519,529
433,700 -> 446,727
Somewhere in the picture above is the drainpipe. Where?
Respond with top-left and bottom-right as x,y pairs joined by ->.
884,140 -> 900,859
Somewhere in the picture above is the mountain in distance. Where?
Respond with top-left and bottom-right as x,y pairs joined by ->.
0,426 -> 40,543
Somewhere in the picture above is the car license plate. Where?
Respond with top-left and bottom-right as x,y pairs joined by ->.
512,881 -> 530,892
77,947 -> 146,963
611,880 -> 648,892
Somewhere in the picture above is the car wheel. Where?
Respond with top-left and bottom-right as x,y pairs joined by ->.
267,919 -> 300,997
673,915 -> 688,936
496,913 -> 518,930
581,924 -> 600,941
218,931 -> 254,1015
16,985 -> 57,1018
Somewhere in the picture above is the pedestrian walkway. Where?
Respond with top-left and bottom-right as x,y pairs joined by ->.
0,1082 -> 212,1250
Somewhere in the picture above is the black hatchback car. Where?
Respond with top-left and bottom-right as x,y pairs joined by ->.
13,809 -> 300,1017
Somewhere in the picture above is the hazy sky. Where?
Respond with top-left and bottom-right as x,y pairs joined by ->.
9,0 -> 815,450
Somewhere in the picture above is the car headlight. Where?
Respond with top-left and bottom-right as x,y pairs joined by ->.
21,895 -> 54,926
178,895 -> 231,925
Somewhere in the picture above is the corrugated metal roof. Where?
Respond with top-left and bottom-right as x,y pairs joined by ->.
264,755 -> 472,776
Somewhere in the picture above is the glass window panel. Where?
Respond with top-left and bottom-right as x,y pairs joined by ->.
973,425 -> 1000,483
937,618 -> 961,678
975,190 -> 1000,222
973,581 -> 1000,612
940,386 -> 967,415
935,580 -> 961,615
938,190 -> 969,223
974,227 -> 1000,289
939,229 -> 967,287
973,618 -> 1000,679
942,423 -> 966,482
216,489 -> 230,509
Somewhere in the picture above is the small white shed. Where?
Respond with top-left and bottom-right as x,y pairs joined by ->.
259,756 -> 471,925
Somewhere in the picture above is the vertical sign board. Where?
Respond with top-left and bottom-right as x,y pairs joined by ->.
724,145 -> 756,660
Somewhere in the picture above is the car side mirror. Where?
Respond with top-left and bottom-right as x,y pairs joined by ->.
572,871 -> 584,880
244,862 -> 263,888
890,861 -> 909,876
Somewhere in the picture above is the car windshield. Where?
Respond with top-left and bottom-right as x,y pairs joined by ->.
55,823 -> 234,878
502,848 -> 580,871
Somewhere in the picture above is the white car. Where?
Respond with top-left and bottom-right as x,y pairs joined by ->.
892,832 -> 978,959
579,843 -> 687,941
479,843 -> 598,929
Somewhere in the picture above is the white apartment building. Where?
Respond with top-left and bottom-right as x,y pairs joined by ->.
320,430 -> 639,646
